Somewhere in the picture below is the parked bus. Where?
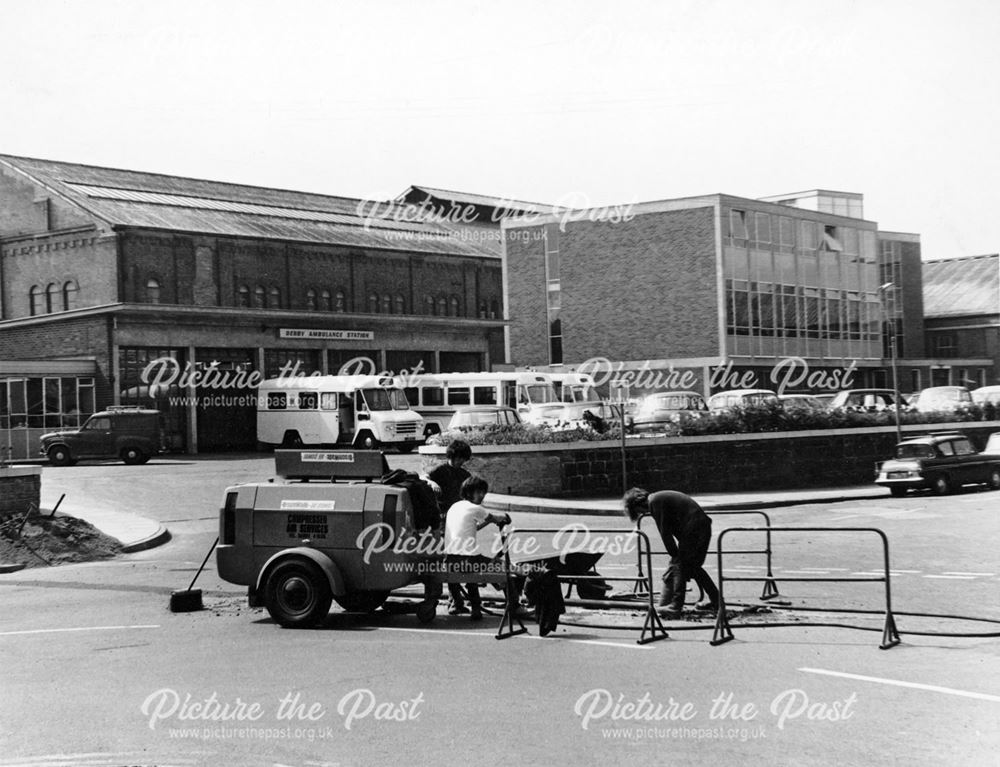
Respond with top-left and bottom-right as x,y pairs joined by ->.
400,371 -> 559,434
257,375 -> 425,451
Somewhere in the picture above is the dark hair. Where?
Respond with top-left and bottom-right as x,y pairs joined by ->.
460,474 -> 489,501
446,440 -> 472,462
622,487 -> 649,522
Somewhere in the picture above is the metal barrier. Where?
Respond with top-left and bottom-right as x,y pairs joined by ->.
632,511 -> 779,602
497,526 -> 669,645
711,526 -> 901,650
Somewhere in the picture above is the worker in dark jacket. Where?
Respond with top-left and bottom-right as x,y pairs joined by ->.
623,487 -> 719,617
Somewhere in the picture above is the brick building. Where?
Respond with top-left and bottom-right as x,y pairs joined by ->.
0,155 -> 507,454
921,254 -> 999,388
502,190 -> 935,397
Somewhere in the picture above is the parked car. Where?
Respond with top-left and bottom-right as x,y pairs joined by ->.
813,393 -> 837,408
981,432 -> 1000,456
707,389 -> 778,411
971,385 -> 1000,406
40,406 -> 166,466
447,406 -> 522,430
632,391 -> 708,431
777,393 -> 827,411
909,386 -> 973,413
827,388 -> 899,412
874,431 -> 1000,496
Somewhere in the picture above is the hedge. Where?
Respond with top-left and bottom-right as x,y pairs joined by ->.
426,403 -> 998,446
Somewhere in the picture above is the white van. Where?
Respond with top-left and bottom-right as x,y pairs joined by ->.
401,371 -> 558,434
536,372 -> 610,426
257,375 -> 424,451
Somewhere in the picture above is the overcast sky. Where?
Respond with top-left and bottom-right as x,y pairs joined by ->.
3,0 -> 998,260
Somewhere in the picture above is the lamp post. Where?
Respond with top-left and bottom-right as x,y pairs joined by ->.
878,282 -> 903,443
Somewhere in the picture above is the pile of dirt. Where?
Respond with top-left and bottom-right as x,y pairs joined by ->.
0,511 -> 123,568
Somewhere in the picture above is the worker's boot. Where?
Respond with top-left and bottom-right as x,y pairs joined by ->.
658,564 -> 685,617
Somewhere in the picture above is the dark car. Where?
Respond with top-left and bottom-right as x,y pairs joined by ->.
40,407 -> 165,466
875,432 -> 1000,496
829,388 -> 899,412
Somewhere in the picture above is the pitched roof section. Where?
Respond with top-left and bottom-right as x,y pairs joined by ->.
399,185 -> 553,217
922,254 -> 1000,317
0,154 -> 500,258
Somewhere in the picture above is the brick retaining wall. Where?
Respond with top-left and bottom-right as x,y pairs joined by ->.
0,467 -> 42,517
420,422 -> 1000,497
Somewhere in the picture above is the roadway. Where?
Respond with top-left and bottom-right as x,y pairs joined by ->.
0,454 -> 998,767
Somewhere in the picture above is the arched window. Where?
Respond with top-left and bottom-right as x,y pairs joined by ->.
146,278 -> 161,304
449,295 -> 460,317
29,285 -> 43,316
436,296 -> 447,316
394,294 -> 405,315
320,289 -> 332,311
381,294 -> 392,314
269,286 -> 281,308
334,289 -> 346,313
62,280 -> 79,311
237,285 -> 251,308
367,292 -> 379,313
424,295 -> 434,315
478,300 -> 487,318
490,299 -> 500,319
305,289 -> 317,311
254,285 -> 266,308
46,283 -> 59,313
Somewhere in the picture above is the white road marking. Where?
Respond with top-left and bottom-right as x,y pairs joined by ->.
780,570 -> 829,575
0,624 -> 160,637
890,570 -> 921,574
520,634 -> 652,650
942,571 -> 994,577
379,626 -> 650,649
923,574 -> 976,580
799,668 -> 1000,703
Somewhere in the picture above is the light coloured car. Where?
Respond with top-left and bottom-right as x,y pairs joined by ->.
981,432 -> 1000,456
707,389 -> 778,411
971,385 -> 1000,406
447,406 -> 522,430
909,386 -> 973,413
632,391 -> 708,431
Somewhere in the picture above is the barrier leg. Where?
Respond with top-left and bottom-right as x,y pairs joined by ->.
638,605 -> 669,645
710,599 -> 734,646
880,610 -> 901,650
495,577 -> 527,640
760,578 -> 780,601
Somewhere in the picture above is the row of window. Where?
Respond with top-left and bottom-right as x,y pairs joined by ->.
230,283 -> 500,318
727,209 -> 877,258
0,376 -> 96,429
725,280 -> 882,341
28,282 -> 79,316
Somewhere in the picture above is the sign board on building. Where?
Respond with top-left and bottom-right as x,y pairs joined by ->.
278,328 -> 374,341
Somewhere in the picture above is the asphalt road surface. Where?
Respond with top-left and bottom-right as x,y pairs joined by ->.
1,454 -> 998,767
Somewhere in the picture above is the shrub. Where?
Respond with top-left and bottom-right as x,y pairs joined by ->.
427,422 -> 622,447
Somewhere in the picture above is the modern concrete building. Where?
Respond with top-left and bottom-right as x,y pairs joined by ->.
502,189 -> 928,397
0,155 -> 508,454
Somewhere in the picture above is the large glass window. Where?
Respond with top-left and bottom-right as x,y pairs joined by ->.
800,221 -> 818,252
778,217 -> 795,253
754,213 -> 771,246
729,210 -> 748,245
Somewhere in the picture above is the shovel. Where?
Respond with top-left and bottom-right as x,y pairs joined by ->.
170,536 -> 219,613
